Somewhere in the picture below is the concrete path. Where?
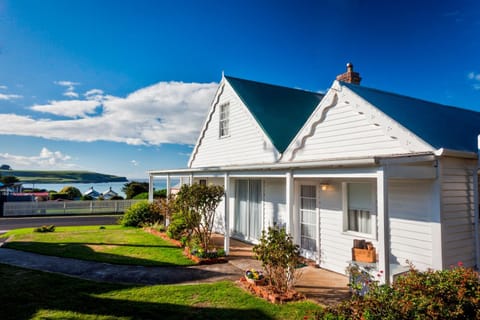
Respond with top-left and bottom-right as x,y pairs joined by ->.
0,247 -> 248,285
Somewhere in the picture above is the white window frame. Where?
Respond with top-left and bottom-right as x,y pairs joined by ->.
219,102 -> 230,138
342,182 -> 376,239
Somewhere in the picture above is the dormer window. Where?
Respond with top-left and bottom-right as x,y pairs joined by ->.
219,102 -> 230,138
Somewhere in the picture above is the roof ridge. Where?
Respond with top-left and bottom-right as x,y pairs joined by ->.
341,82 -> 480,115
225,75 -> 323,97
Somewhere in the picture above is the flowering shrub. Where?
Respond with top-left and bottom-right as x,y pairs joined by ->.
253,225 -> 300,293
314,262 -> 480,320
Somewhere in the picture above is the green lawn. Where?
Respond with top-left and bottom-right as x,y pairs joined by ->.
0,264 -> 322,320
3,225 -> 194,266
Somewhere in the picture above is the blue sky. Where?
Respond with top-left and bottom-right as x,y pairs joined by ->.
0,0 -> 479,179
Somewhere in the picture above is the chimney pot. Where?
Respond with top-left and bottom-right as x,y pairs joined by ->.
336,62 -> 362,85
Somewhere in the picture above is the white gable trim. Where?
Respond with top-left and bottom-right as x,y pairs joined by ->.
224,78 -> 281,160
283,81 -> 434,162
188,76 -> 281,168
339,82 -> 434,153
188,78 -> 226,167
283,87 -> 339,161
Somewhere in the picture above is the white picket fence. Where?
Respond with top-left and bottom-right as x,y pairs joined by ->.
3,200 -> 142,217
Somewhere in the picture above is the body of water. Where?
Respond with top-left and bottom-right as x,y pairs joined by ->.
25,180 -> 170,198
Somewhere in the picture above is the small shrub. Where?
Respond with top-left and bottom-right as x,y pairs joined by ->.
121,201 -> 163,227
166,212 -> 188,240
34,225 -> 56,233
99,226 -> 106,230
253,225 -> 301,293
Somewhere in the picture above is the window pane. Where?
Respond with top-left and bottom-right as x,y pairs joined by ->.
347,183 -> 372,234
348,183 -> 371,210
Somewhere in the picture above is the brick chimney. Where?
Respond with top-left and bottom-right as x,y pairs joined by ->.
336,62 -> 361,85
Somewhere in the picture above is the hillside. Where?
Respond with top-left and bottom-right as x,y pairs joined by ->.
0,170 -> 128,184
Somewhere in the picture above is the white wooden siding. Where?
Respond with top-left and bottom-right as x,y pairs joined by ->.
290,102 -> 415,162
190,81 -> 280,168
440,157 -> 477,268
315,181 -> 381,274
284,85 -> 433,162
388,180 -> 435,270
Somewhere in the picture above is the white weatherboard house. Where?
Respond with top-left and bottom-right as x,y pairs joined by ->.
149,65 -> 480,283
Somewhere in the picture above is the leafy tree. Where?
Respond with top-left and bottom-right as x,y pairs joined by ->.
173,183 -> 224,251
0,176 -> 20,185
122,181 -> 149,199
59,186 -> 82,200
0,164 -> 12,170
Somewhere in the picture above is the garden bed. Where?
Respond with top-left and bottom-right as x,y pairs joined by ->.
143,227 -> 182,247
144,227 -> 228,265
238,277 -> 305,304
184,247 -> 228,265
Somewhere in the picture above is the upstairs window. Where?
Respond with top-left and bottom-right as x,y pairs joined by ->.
219,103 -> 230,138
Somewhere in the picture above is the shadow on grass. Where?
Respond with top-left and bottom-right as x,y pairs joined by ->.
1,264 -> 274,320
3,241 -> 190,267
0,246 -> 239,285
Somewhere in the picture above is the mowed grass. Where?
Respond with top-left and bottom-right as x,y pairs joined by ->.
0,264 -> 322,320
3,225 -> 194,266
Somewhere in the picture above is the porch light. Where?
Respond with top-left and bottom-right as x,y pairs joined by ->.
321,183 -> 330,191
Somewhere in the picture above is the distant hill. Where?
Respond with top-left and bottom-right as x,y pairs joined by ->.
0,170 -> 128,184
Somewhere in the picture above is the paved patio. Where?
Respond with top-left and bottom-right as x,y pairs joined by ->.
211,234 -> 351,305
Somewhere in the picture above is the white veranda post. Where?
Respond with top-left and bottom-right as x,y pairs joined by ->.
377,167 -> 390,284
224,173 -> 230,255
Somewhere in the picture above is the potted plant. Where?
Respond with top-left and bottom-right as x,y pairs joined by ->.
245,269 -> 266,285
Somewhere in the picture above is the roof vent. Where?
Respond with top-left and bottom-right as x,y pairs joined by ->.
336,62 -> 361,85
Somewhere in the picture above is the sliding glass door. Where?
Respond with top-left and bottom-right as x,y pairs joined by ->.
234,179 -> 262,241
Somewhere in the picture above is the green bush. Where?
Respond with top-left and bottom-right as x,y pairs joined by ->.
253,225 -> 300,293
121,201 -> 163,227
315,263 -> 480,320
133,192 -> 148,200
50,193 -> 69,201
34,225 -> 56,233
166,212 -> 188,240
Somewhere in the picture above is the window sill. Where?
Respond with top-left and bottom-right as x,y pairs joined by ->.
219,135 -> 230,139
341,230 -> 377,241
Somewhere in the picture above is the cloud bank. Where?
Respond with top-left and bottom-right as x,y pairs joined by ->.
0,147 -> 75,169
0,81 -> 218,145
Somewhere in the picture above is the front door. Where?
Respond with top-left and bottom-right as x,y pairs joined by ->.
299,184 -> 318,260
234,179 -> 262,241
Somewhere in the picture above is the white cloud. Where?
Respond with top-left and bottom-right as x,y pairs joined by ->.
0,85 -> 8,90
31,99 -> 101,118
85,89 -> 104,97
0,81 -> 218,145
55,81 -> 79,89
63,91 -> 79,98
468,72 -> 480,90
55,80 -> 80,99
0,93 -> 22,100
131,160 -> 139,166
0,147 -> 75,169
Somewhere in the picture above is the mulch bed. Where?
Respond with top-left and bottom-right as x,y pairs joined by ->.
144,227 -> 227,265
238,276 -> 305,304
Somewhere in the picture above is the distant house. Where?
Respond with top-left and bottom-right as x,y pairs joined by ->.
101,187 -> 118,200
83,187 -> 101,199
149,64 -> 480,284
0,182 -> 23,194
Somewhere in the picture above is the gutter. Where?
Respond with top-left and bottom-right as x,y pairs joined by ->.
148,157 -> 378,176
434,148 -> 478,159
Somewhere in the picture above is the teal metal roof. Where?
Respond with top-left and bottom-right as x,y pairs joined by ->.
343,82 -> 480,153
225,76 -> 324,152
